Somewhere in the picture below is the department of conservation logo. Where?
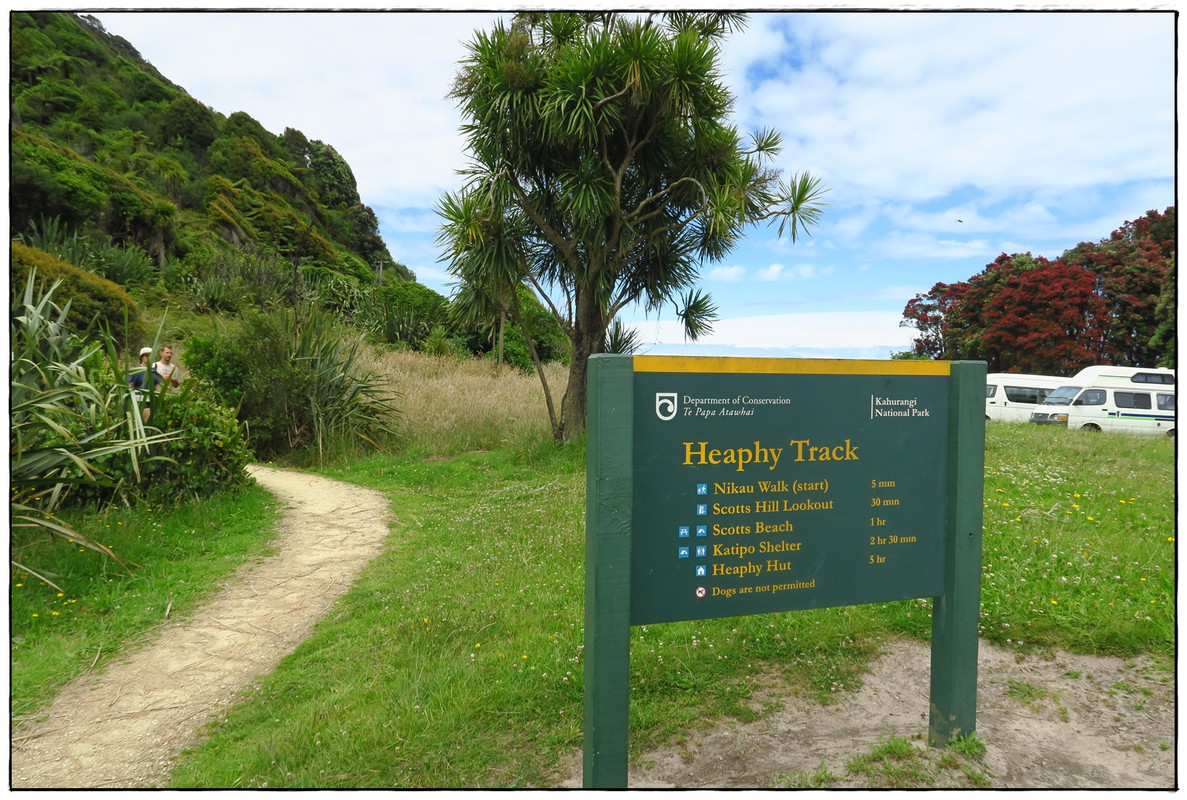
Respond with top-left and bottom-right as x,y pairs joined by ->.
655,392 -> 678,421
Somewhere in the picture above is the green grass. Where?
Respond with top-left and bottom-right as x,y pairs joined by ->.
10,484 -> 281,721
979,422 -> 1174,656
9,417 -> 1175,787
775,761 -> 839,788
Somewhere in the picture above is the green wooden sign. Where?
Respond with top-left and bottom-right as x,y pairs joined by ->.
632,359 -> 953,623
584,355 -> 985,788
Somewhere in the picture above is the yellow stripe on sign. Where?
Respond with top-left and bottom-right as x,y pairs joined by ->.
632,355 -> 952,376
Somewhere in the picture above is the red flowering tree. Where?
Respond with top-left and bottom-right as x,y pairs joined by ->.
1062,207 -> 1176,367
901,208 -> 1175,372
972,254 -> 1111,373
900,281 -> 965,360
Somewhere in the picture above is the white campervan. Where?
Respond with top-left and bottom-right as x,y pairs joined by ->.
985,373 -> 1068,422
1030,366 -> 1176,437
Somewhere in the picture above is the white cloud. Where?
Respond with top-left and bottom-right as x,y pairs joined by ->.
872,231 -> 993,261
756,263 -> 833,281
375,208 -> 444,236
727,12 -> 1173,204
707,265 -> 748,282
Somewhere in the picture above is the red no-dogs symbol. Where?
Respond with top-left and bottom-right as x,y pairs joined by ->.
695,586 -> 706,598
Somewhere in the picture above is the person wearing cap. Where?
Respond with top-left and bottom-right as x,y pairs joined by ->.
128,346 -> 162,423
153,345 -> 180,389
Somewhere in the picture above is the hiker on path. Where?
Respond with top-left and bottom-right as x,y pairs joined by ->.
128,346 -> 162,422
154,345 -> 180,389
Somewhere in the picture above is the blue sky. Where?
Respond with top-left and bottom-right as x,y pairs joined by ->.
88,8 -> 1176,359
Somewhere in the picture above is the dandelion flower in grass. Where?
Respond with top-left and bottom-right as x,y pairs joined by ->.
1050,599 -> 1058,605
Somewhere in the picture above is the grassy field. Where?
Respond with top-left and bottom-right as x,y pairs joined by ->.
9,352 -> 1175,787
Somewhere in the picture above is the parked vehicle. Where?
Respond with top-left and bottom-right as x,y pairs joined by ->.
1030,366 -> 1176,437
985,373 -> 1068,422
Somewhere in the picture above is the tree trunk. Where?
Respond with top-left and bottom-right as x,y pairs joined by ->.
510,291 -> 560,440
557,290 -> 606,441
497,312 -> 506,367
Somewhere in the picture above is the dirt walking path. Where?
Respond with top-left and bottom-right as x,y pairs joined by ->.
10,465 -> 391,789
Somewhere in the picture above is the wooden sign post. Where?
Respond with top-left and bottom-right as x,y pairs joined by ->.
584,356 -> 985,788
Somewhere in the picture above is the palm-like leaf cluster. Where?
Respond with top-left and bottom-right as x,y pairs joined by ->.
185,306 -> 399,463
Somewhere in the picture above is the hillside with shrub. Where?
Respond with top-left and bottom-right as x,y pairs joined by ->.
12,12 -> 408,287
10,12 -> 570,365
7,12 -> 572,583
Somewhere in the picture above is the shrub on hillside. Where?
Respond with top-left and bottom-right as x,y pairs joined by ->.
128,388 -> 253,506
65,380 -> 253,509
10,242 -> 145,348
370,281 -> 449,348
184,306 -> 398,461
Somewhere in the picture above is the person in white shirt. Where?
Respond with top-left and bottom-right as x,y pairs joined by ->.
128,346 -> 161,422
154,345 -> 180,389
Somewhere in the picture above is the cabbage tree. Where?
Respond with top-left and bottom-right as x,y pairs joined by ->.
438,11 -> 827,440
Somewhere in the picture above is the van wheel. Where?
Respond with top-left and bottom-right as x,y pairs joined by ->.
1081,423 -> 1101,432
1167,429 -> 1175,440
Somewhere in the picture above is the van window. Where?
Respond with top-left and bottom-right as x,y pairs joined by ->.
1115,392 -> 1152,409
1004,386 -> 1050,404
1043,386 -> 1081,406
985,385 -> 997,398
1076,389 -> 1106,406
1157,394 -> 1175,411
1132,373 -> 1175,385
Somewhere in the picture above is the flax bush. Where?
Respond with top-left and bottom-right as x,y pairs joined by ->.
184,305 -> 399,462
10,271 -> 172,583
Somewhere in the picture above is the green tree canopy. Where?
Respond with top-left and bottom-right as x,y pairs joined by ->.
438,11 -> 827,440
159,95 -> 218,153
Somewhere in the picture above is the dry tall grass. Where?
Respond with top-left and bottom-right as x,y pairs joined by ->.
373,349 -> 569,455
